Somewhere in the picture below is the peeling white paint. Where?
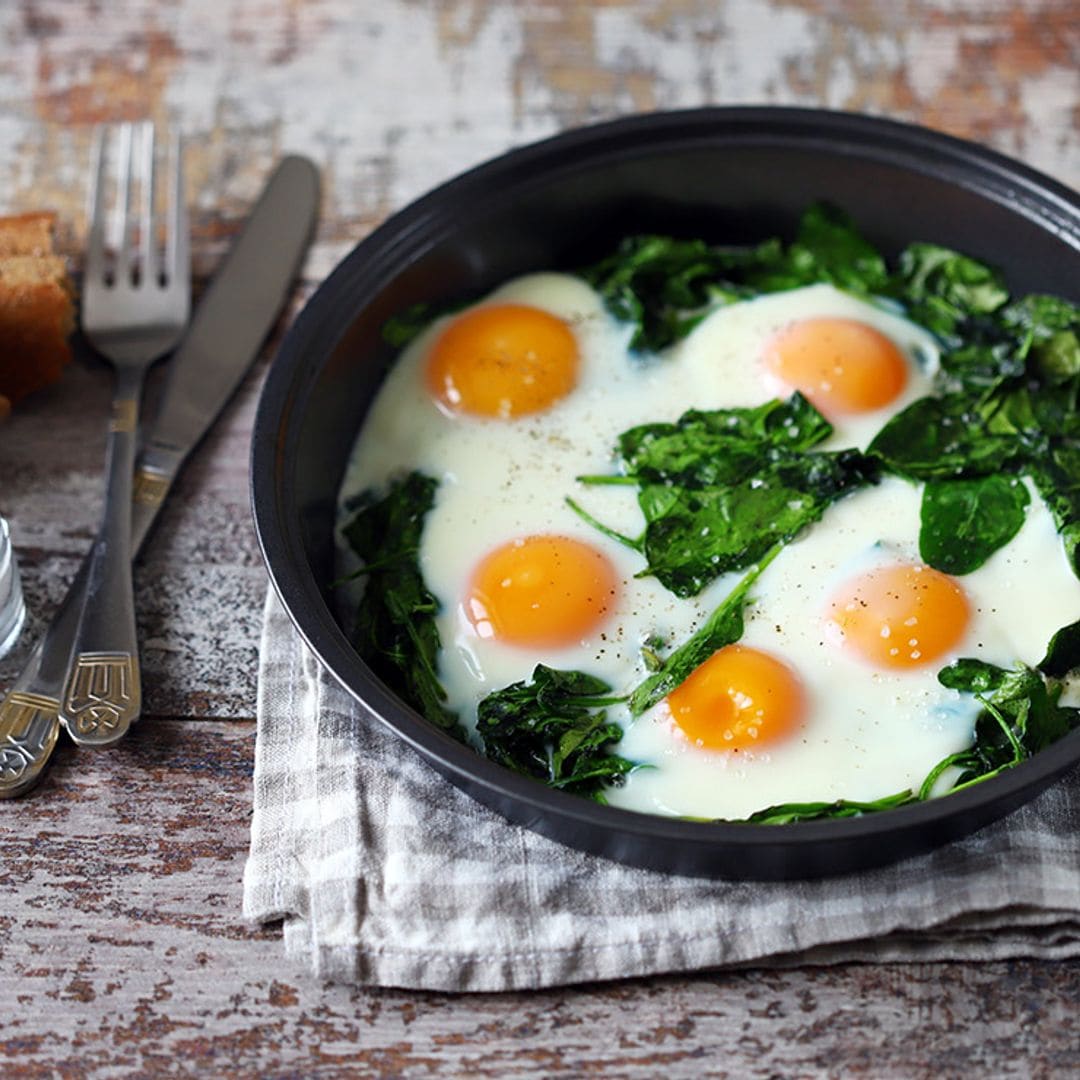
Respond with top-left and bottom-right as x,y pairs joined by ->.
905,26 -> 960,101
0,0 -> 1076,250
1019,64 -> 1080,179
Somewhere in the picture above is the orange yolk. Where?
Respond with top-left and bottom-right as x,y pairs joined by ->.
825,563 -> 970,669
426,303 -> 579,418
466,535 -> 618,647
764,317 -> 908,415
666,645 -> 805,751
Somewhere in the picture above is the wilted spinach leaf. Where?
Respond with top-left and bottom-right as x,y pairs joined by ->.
616,395 -> 833,485
739,791 -> 914,825
579,235 -> 757,352
937,657 -> 1006,694
1039,620 -> 1080,679
890,242 -> 1009,341
343,471 -> 464,739
867,394 -> 1025,480
1029,447 -> 1080,575
476,665 -> 636,799
637,448 -> 875,596
577,394 -> 877,598
918,475 -> 1030,574
935,658 -> 1080,781
743,202 -> 888,295
581,203 -> 887,352
1003,293 -> 1080,333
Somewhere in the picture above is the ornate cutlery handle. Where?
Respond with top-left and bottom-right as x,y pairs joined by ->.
62,651 -> 141,743
0,683 -> 60,798
0,463 -> 172,798
59,383 -> 144,746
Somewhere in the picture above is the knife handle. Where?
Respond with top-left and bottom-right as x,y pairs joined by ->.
0,562 -> 85,798
0,675 -> 60,798
59,385 -> 143,747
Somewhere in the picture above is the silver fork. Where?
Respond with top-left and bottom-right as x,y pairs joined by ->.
59,122 -> 190,747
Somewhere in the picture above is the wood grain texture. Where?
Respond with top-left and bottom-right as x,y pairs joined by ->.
0,345 -> 277,719
1,1 -> 1077,276
1,0 -> 1079,1074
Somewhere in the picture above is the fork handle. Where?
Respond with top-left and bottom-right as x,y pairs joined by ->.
59,370 -> 144,746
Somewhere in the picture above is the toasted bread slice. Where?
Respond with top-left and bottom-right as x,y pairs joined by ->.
0,212 -> 74,408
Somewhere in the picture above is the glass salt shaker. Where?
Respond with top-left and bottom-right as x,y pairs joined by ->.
0,515 -> 26,658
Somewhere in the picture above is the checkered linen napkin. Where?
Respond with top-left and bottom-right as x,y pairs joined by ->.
243,589 -> 1080,991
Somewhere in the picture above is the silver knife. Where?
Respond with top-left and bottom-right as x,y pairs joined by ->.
0,154 -> 320,798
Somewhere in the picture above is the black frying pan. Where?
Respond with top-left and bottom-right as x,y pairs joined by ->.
251,108 -> 1080,879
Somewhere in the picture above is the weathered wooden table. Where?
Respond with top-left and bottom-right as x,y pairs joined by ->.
2,2 -> 1079,1074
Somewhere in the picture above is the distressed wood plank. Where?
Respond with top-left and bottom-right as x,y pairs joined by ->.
0,339 -> 286,719
0,1 -> 1076,278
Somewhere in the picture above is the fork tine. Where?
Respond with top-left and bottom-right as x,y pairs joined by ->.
85,126 -> 108,280
111,124 -> 134,280
136,122 -> 155,288
164,133 -> 188,289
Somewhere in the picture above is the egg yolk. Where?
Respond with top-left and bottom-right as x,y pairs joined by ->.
666,645 -> 805,751
466,535 -> 618,647
825,563 -> 970,669
764,317 -> 908,415
426,303 -> 579,418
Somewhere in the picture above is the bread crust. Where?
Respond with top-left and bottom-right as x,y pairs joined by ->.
0,212 -> 74,408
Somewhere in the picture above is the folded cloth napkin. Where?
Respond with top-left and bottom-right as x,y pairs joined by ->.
244,589 -> 1080,992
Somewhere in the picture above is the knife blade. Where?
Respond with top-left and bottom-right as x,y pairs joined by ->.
0,154 -> 320,798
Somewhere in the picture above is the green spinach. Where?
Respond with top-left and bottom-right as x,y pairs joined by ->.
579,235 -> 756,352
888,242 -> 1009,343
581,204 -> 887,352
476,665 -> 636,799
576,394 -> 877,598
868,257 -> 1080,576
931,658 -> 1080,789
918,475 -> 1030,574
742,201 -> 888,295
740,791 -> 915,825
1039,620 -> 1080,678
867,394 -> 1024,480
342,471 -> 464,739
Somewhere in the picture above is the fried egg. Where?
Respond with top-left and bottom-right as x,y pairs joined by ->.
674,282 -> 939,448
338,272 -> 1080,821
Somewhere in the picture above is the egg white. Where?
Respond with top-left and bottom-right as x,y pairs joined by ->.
338,273 -> 1080,822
